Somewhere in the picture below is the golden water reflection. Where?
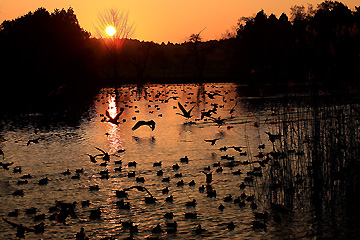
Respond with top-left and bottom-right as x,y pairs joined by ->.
107,92 -> 123,155
1,82 -> 358,239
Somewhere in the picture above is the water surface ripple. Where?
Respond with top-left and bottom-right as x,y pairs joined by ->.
0,83 -> 355,239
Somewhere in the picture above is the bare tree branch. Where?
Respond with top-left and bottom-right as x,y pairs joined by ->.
95,8 -> 135,40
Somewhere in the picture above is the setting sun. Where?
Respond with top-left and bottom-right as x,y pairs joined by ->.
105,26 -> 116,37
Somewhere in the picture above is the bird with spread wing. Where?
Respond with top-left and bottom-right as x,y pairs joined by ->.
132,120 -> 156,131
176,102 -> 195,119
230,102 -> 237,115
94,147 -> 122,163
26,136 -> 45,146
209,117 -> 226,127
95,147 -> 111,162
86,153 -> 102,163
105,108 -> 124,125
265,132 -> 282,143
3,218 -> 34,239
204,138 -> 220,145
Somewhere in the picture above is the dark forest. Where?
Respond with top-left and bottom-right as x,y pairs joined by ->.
0,1 -> 359,111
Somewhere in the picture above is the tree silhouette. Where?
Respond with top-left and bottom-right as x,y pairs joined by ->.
188,28 -> 208,79
0,7 -> 96,111
123,40 -> 156,81
0,1 -> 359,112
95,8 -> 135,83
95,8 -> 134,40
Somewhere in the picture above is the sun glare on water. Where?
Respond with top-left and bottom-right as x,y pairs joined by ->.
105,26 -> 116,37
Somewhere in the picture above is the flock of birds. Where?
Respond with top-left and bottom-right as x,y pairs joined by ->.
0,83 -> 293,239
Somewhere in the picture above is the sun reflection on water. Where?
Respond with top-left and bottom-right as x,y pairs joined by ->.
107,93 -> 123,154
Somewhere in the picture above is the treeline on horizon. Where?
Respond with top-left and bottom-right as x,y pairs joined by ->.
0,1 -> 359,111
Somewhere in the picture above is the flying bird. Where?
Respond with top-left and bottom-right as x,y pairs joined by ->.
209,117 -> 226,127
265,132 -> 282,143
86,154 -> 101,163
201,110 -> 213,120
123,185 -> 155,199
177,102 -> 195,119
165,96 -> 179,102
206,91 -> 222,99
230,102 -> 237,115
95,147 -> 110,162
230,146 -> 245,152
3,218 -> 34,239
0,161 -> 14,170
132,120 -> 156,131
105,108 -> 124,125
26,137 -> 44,146
204,138 -> 220,145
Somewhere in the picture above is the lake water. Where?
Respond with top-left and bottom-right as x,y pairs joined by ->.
0,82 -> 358,239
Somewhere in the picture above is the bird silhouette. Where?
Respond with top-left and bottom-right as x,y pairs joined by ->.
13,166 -> 22,173
3,218 -> 34,239
0,161 -> 14,170
265,132 -> 282,143
165,96 -> 179,102
195,224 -> 205,234
200,111 -> 211,120
204,138 -> 220,145
131,120 -> 155,131
26,137 -> 44,146
165,195 -> 173,202
177,102 -> 195,119
218,204 -> 225,211
151,224 -> 163,233
206,91 -> 222,99
105,108 -> 124,125
230,146 -> 244,152
86,154 -> 101,163
200,107 -> 217,120
230,102 -> 237,115
95,147 -> 110,162
8,209 -> 20,217
219,146 -> 228,151
76,227 -> 89,240
185,199 -> 197,207
164,212 -> 174,219
209,117 -> 226,127
123,185 -> 154,198
38,177 -> 49,185
227,221 -> 235,230
89,207 -> 101,220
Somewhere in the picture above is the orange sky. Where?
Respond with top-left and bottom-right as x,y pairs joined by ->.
0,0 -> 358,43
